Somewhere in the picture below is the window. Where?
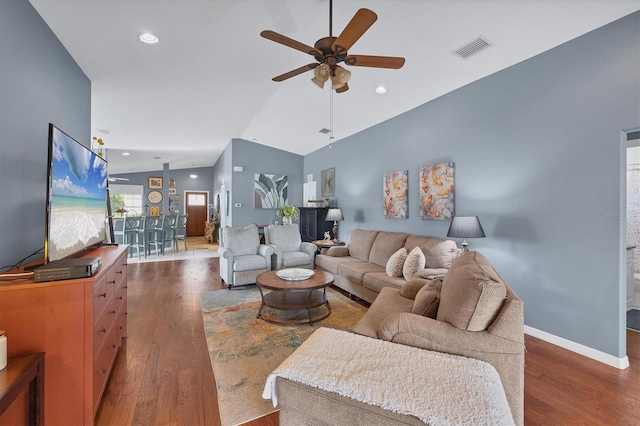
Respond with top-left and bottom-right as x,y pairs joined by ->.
109,184 -> 143,216
188,193 -> 206,206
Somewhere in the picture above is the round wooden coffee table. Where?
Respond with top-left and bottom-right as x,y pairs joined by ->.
256,269 -> 334,325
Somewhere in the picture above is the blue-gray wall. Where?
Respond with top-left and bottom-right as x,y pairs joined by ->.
305,12 -> 640,359
110,166 -> 215,217
212,138 -> 304,228
0,0 -> 91,268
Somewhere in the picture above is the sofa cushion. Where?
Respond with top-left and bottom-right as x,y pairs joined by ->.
414,268 -> 449,280
315,254 -> 361,275
436,251 -> 507,331
400,278 -> 431,299
402,246 -> 426,280
282,252 -> 312,268
405,236 -> 461,269
352,287 -> 414,338
347,229 -> 379,261
385,247 -> 407,277
338,262 -> 385,286
411,279 -> 442,318
363,272 -> 406,294
370,232 -> 409,267
232,254 -> 268,271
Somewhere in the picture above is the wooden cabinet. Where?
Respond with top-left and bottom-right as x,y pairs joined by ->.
299,207 -> 333,242
0,245 -> 128,425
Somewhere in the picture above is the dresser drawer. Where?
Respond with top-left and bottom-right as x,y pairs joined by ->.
92,274 -> 109,321
93,323 -> 121,413
93,297 -> 118,356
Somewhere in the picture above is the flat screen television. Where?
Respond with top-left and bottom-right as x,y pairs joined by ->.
44,123 -> 110,263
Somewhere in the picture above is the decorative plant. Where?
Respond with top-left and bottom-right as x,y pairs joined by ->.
276,204 -> 298,219
92,136 -> 105,157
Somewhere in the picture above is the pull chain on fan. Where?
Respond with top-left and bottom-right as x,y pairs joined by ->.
260,0 -> 405,93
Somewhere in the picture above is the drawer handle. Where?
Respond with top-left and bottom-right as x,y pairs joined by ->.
99,293 -> 107,298
117,270 -> 123,274
111,344 -> 116,349
110,310 -> 116,314
119,326 -> 123,330
109,280 -> 116,284
101,328 -> 107,333
99,368 -> 107,374
124,286 -> 128,289
117,296 -> 124,300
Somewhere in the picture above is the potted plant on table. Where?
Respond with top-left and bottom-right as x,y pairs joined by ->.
276,204 -> 298,225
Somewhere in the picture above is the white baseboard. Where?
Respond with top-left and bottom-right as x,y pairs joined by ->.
524,325 -> 630,370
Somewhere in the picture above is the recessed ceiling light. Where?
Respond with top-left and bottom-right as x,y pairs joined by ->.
375,86 -> 387,94
139,33 -> 159,44
122,152 -> 130,156
190,174 -> 198,179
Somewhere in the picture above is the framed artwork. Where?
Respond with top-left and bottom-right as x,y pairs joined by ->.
383,170 -> 408,218
254,173 -> 288,208
169,178 -> 176,187
419,162 -> 454,220
321,168 -> 335,197
148,177 -> 163,189
150,206 -> 160,216
168,188 -> 177,195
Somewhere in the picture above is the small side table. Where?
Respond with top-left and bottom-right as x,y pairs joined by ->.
312,240 -> 345,254
0,352 -> 45,426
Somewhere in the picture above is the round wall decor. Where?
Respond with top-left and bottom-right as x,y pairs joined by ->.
147,190 -> 162,204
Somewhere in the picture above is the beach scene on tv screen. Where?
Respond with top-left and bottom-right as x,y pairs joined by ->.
49,128 -> 108,261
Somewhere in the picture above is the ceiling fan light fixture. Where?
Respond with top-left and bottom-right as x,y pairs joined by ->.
311,64 -> 330,88
375,85 -> 387,94
331,66 -> 351,90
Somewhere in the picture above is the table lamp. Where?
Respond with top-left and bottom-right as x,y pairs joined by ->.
446,216 -> 485,251
325,208 -> 344,242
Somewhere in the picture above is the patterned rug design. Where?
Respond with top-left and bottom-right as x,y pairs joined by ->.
201,286 -> 367,426
627,309 -> 640,332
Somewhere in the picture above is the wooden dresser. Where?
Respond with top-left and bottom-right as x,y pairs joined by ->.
0,245 -> 128,425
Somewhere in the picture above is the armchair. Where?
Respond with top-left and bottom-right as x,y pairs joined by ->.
264,224 -> 317,269
219,224 -> 274,289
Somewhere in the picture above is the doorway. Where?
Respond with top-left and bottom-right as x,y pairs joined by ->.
185,191 -> 208,237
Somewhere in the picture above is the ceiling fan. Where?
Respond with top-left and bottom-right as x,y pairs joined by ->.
108,177 -> 129,182
260,0 -> 405,93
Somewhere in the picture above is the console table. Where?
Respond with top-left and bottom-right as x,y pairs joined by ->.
0,245 -> 128,424
0,352 -> 44,425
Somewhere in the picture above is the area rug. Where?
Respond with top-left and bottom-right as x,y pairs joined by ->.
201,286 -> 367,426
627,309 -> 640,332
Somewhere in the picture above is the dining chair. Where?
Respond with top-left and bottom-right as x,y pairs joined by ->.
172,214 -> 189,252
123,216 -> 141,257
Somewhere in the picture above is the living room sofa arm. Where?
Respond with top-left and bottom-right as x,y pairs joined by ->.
258,244 -> 275,271
378,312 -> 525,356
325,246 -> 349,257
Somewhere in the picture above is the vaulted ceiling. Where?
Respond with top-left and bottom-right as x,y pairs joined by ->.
29,0 -> 640,174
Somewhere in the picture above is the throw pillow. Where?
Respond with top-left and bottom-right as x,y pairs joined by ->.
436,251 -> 507,331
411,279 -> 442,318
385,247 -> 407,277
400,278 -> 430,299
402,246 -> 426,280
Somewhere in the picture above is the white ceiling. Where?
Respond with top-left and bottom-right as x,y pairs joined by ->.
29,0 -> 640,175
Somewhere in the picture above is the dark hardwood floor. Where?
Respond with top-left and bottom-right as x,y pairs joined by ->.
96,257 -> 640,425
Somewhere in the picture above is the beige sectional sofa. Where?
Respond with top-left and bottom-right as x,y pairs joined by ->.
315,228 -> 462,303
271,250 -> 525,426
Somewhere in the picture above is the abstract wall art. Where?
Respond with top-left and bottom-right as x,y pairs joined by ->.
383,170 -> 408,218
254,173 -> 288,208
419,162 -> 454,220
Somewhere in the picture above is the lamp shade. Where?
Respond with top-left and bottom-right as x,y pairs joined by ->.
447,216 -> 485,239
325,208 -> 343,222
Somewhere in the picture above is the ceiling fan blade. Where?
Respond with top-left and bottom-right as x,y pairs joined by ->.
344,55 -> 405,69
272,63 -> 318,82
331,8 -> 377,53
261,30 -> 321,56
336,83 -> 349,93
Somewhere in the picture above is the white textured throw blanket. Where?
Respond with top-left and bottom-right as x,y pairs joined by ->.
263,327 -> 514,426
